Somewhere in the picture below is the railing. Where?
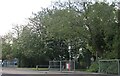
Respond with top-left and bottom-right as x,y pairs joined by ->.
99,59 -> 120,75
49,60 -> 75,72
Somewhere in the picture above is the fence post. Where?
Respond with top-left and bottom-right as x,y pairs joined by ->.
49,61 -> 50,71
60,61 -> 62,72
74,60 -> 75,72
117,59 -> 120,75
98,60 -> 100,73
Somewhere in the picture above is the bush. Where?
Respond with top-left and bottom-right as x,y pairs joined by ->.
87,61 -> 99,72
107,64 -> 118,74
87,60 -> 119,74
100,61 -> 118,74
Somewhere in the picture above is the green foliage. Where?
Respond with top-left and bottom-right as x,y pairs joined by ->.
87,61 -> 99,72
2,33 -> 13,60
45,39 -> 69,60
99,61 -> 118,74
2,1 -> 120,68
81,2 -> 117,57
44,8 -> 81,40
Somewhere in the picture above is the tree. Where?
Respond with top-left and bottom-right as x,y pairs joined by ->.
2,1 -> 119,68
2,33 -> 14,60
79,2 -> 117,58
12,25 -> 49,67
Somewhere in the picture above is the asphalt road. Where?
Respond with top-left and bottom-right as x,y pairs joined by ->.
1,68 -> 118,76
2,74 -> 118,76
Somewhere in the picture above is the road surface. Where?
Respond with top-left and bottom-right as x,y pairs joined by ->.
1,68 -> 117,76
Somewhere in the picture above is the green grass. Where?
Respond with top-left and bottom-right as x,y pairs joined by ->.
16,67 -> 49,71
76,69 -> 87,71
31,68 -> 49,71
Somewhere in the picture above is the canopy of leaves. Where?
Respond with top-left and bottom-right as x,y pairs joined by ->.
2,1 -> 120,68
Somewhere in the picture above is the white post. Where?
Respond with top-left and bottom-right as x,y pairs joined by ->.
60,61 -> 62,72
49,61 -> 50,71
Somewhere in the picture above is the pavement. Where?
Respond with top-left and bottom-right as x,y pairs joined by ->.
1,68 -> 118,76
2,68 -> 44,74
1,67 -> 98,74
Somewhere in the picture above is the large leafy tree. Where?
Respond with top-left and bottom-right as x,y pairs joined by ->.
28,1 -> 118,61
28,2 -> 84,60
79,2 -> 117,58
2,1 -> 119,68
2,33 -> 14,60
12,25 -> 49,67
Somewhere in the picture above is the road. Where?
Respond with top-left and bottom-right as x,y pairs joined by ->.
1,68 -> 117,76
2,74 -> 118,76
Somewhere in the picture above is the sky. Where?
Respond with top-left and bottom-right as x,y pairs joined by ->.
0,0 -> 116,36
0,0 -> 58,36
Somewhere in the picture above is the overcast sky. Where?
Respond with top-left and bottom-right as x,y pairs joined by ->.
0,0 -> 58,36
0,0 -> 115,36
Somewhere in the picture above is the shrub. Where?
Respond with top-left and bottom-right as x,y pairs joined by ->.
100,61 -> 118,74
87,61 -> 99,72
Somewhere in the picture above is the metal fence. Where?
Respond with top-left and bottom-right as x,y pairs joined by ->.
99,59 -> 120,75
49,60 -> 75,72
